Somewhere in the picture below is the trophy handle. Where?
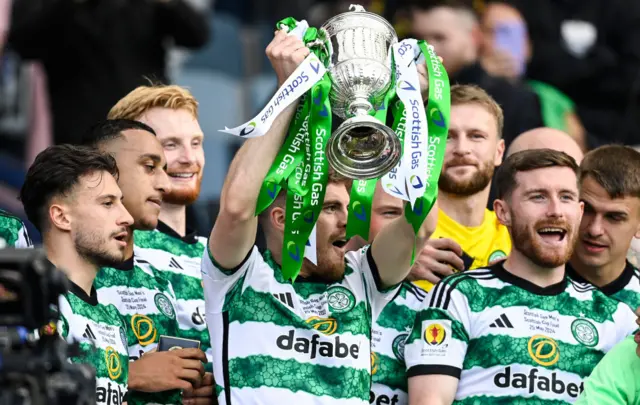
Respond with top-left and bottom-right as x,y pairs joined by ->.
306,37 -> 330,60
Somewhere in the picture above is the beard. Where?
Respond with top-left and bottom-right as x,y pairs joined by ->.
305,241 -> 346,283
439,158 -> 495,196
163,167 -> 203,205
75,229 -> 126,268
136,216 -> 158,231
511,215 -> 576,268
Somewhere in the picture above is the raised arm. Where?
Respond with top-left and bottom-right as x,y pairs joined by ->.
371,200 -> 439,288
208,31 -> 309,269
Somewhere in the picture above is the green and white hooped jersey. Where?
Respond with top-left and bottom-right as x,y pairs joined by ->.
567,261 -> 640,314
58,284 -> 129,405
133,223 -> 212,365
405,263 -> 637,404
371,282 -> 425,405
95,257 -> 182,405
0,209 -> 32,248
201,245 -> 400,405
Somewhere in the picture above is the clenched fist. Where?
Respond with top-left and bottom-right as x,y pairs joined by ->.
266,30 -> 311,86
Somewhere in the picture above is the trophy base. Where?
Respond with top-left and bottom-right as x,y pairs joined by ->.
326,115 -> 401,180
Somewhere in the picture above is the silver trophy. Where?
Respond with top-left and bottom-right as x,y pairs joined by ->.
316,5 -> 400,180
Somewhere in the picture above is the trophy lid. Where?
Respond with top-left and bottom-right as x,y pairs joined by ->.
320,4 -> 398,41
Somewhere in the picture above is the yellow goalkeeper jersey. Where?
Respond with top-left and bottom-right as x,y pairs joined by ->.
414,208 -> 512,291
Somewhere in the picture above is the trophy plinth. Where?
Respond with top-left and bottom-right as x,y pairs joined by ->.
319,5 -> 401,180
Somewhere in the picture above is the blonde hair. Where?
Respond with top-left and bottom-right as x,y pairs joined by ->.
450,84 -> 504,139
108,85 -> 199,120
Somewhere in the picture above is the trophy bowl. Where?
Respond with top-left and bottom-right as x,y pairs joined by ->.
319,6 -> 401,180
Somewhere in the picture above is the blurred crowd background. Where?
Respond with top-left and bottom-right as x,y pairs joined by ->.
2,0 -> 639,245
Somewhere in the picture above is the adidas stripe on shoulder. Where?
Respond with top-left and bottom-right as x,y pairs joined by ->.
406,282 -> 427,301
568,278 -> 597,293
428,269 -> 494,310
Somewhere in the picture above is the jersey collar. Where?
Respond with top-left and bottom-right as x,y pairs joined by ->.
566,260 -> 635,296
44,257 -> 100,305
156,220 -> 199,244
67,281 -> 99,306
113,255 -> 135,271
492,262 -> 567,296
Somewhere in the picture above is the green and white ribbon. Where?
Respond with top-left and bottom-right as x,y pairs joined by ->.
282,74 -> 332,280
393,39 -> 429,207
381,98 -> 410,201
353,39 -> 449,241
281,18 -> 309,38
247,19 -> 329,275
219,21 -> 325,138
255,96 -> 310,215
404,41 -> 450,236
220,14 -> 450,279
346,179 -> 377,240
345,78 -> 396,241
305,225 -> 317,265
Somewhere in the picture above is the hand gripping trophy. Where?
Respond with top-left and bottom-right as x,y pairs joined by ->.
221,4 -> 451,280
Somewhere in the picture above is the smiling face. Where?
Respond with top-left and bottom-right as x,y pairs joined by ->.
496,166 -> 583,268
439,103 -> 504,196
573,176 -> 640,270
138,107 -> 205,206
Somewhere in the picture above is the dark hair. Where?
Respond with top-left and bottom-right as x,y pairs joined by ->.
579,145 -> 640,199
495,149 -> 579,200
20,144 -> 119,232
80,119 -> 156,148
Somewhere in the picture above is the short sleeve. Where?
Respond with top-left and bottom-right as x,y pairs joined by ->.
201,245 -> 263,314
576,337 -> 640,405
346,246 -> 401,321
57,295 -> 71,342
405,277 -> 471,379
15,223 -> 33,248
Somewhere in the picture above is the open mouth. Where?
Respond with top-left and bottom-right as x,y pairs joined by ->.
169,173 -> 196,179
113,232 -> 128,244
332,239 -> 349,248
537,227 -> 567,243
